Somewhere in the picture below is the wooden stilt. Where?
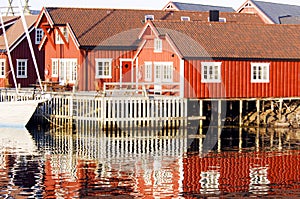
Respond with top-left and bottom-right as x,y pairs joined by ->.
218,100 -> 222,128
256,99 -> 260,127
199,99 -> 203,128
239,127 -> 242,152
218,127 -> 221,152
239,100 -> 243,127
271,100 -> 274,111
279,99 -> 283,121
256,128 -> 259,151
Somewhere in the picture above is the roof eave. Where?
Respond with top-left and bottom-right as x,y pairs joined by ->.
80,45 -> 139,51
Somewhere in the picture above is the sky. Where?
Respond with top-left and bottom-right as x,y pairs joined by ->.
1,0 -> 300,12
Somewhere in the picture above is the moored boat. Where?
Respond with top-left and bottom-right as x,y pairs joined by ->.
0,99 -> 45,127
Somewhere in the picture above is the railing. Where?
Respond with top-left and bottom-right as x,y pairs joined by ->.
0,89 -> 187,128
103,82 -> 181,97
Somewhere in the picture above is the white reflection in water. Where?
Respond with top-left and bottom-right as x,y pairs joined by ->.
200,170 -> 221,195
249,166 -> 270,195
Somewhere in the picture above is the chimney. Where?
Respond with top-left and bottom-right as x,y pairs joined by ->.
209,10 -> 219,22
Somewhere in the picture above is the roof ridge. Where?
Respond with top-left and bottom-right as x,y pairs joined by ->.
253,0 -> 300,7
172,1 -> 233,8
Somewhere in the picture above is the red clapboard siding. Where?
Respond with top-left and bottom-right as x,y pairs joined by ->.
7,30 -> 45,87
184,60 -> 300,99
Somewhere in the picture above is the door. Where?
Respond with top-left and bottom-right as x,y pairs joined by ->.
121,61 -> 132,83
154,63 -> 162,93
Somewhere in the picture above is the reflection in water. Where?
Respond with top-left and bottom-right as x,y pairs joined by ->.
0,123 -> 299,198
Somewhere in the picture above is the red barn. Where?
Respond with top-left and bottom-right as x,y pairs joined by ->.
0,15 -> 45,88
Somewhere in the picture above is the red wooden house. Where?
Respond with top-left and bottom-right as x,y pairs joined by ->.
136,19 -> 300,99
0,15 -> 45,88
35,7 -> 263,92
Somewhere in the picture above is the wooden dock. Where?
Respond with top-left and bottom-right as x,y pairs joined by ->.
0,87 -> 190,129
1,86 -> 298,129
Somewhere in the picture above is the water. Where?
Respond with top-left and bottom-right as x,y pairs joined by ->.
0,122 -> 299,198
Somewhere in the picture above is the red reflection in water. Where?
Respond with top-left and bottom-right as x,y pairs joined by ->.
182,150 -> 300,198
40,150 -> 300,198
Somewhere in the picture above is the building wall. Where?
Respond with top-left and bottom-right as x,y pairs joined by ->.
136,37 -> 181,93
184,59 -> 300,99
2,30 -> 45,88
44,30 -> 81,83
84,49 -> 136,91
0,54 -> 8,88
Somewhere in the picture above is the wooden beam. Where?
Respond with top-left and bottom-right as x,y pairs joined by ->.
41,26 -> 55,49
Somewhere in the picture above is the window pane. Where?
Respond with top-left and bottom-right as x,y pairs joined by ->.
209,66 -> 213,79
263,66 -> 267,80
98,62 -> 103,76
214,65 -> 219,79
253,66 -> 257,79
258,66 -> 262,79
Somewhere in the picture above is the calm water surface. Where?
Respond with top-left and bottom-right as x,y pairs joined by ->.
0,122 -> 299,198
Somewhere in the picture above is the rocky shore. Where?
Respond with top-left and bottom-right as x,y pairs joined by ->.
243,100 -> 300,128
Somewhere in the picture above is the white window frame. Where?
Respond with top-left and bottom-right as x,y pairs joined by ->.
144,62 -> 152,81
55,27 -> 68,44
51,58 -> 59,77
154,38 -> 162,53
181,16 -> 190,21
16,59 -> 28,78
35,28 -> 44,44
95,58 -> 112,79
201,62 -> 222,83
58,59 -> 77,84
251,63 -> 270,83
0,59 -> 5,78
145,15 -> 154,21
154,62 -> 173,83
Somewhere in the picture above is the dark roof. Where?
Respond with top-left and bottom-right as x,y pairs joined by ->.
44,7 -> 263,49
171,1 -> 235,12
151,21 -> 300,59
279,15 -> 300,24
252,0 -> 300,24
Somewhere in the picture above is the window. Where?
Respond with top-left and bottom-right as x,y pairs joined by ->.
50,58 -> 77,84
55,27 -> 68,44
95,59 -> 112,78
17,59 -> 27,78
144,62 -> 152,81
35,28 -> 44,44
0,59 -> 5,78
51,59 -> 59,77
154,38 -> 162,52
201,62 -> 221,83
251,63 -> 270,83
58,59 -> 77,84
154,62 -> 173,82
145,15 -> 154,21
181,16 -> 190,21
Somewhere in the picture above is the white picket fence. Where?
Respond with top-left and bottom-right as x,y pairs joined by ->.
0,89 -> 188,128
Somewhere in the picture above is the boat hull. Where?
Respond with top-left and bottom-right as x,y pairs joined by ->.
0,100 -> 42,127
